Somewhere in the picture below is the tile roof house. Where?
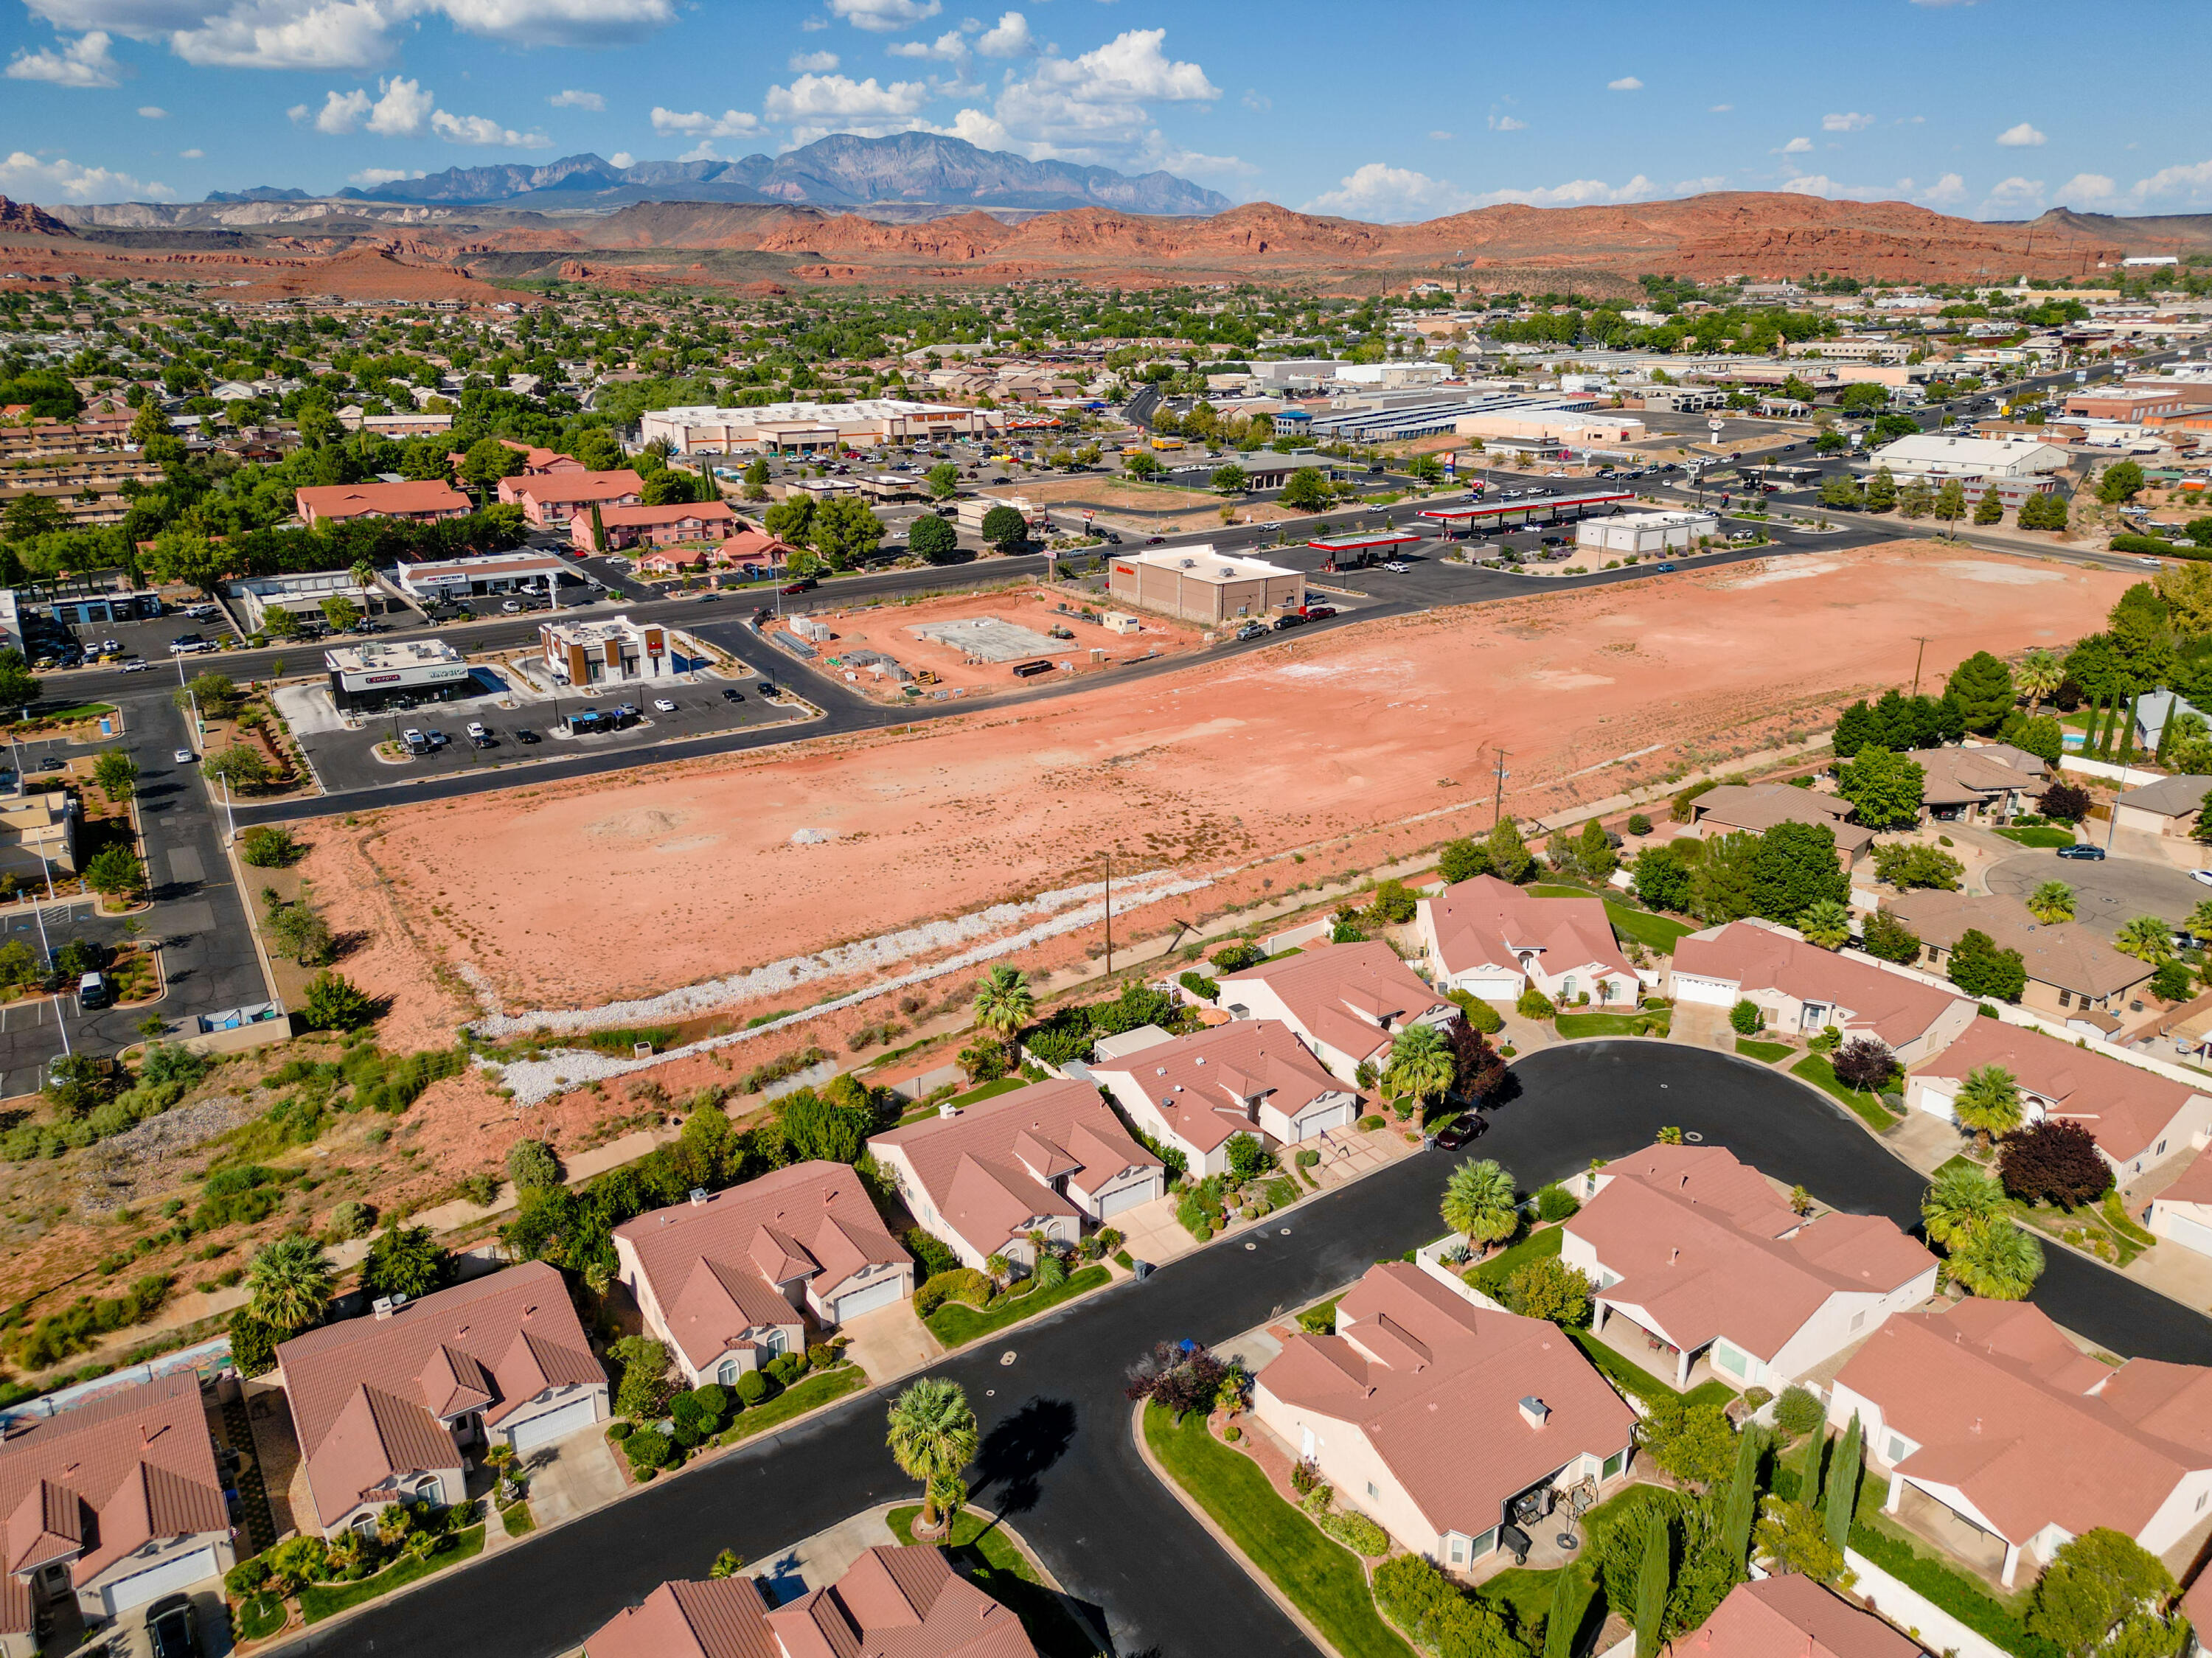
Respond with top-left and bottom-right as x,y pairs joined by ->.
577,500 -> 739,553
498,469 -> 646,526
1562,1144 -> 1937,1391
579,1544 -> 1039,1658
717,529 -> 799,572
2146,1142 -> 2212,1259
1883,890 -> 2153,1025
1906,1018 -> 2212,1178
2115,774 -> 2212,840
1416,874 -> 1641,1009
868,1078 -> 1164,1275
0,1376 -> 232,1645
448,439 -> 581,476
1091,1019 -> 1360,1178
1829,1298 -> 2212,1585
1683,784 -> 1874,868
1213,941 -> 1458,1084
1669,921 -> 1978,1063
1253,1262 -> 1638,1571
276,1262 -> 606,1537
1905,745 -> 2048,823
294,479 -> 470,528
611,1163 -> 912,1389
1672,1576 -> 1926,1658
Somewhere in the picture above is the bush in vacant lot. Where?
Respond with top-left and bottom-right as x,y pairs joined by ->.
195,1164 -> 287,1229
263,888 -> 333,966
10,1275 -> 170,1370
506,1138 -> 562,1191
299,970 -> 375,1033
238,826 -> 303,868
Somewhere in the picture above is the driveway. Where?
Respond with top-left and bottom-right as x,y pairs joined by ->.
1984,850 -> 2208,939
837,1301 -> 939,1384
524,1427 -> 627,1529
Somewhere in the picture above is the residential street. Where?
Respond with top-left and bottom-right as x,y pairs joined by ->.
271,1042 -> 2212,1658
1983,848 -> 2210,938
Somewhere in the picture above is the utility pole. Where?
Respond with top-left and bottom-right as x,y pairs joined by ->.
1491,748 -> 1511,829
1101,851 -> 1113,977
1908,635 -> 1932,697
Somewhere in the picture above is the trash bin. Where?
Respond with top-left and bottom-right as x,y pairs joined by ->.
1132,1260 -> 1153,1280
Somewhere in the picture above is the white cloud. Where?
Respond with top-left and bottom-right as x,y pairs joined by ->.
366,74 -> 432,136
974,10 -> 1032,56
1241,88 -> 1269,113
21,0 -> 675,72
1779,173 -> 1893,202
349,164 -> 422,184
1607,75 -> 1641,91
305,86 -> 369,131
1919,171 -> 1966,205
1478,174 -> 1656,209
548,87 -> 603,109
2129,159 -> 2212,204
1675,175 -> 1726,193
2056,173 -> 2115,206
431,108 -> 547,146
1821,111 -> 1873,132
7,29 -> 122,86
137,103 -> 164,116
787,49 -> 838,72
608,150 -> 633,167
1487,114 -> 1525,132
765,72 -> 930,142
1708,103 -> 1732,113
177,146 -> 200,156
1778,136 -> 1813,154
1302,163 -> 1472,221
0,149 -> 167,201
886,28 -> 964,59
827,0 -> 940,29
650,106 -> 763,139
1980,175 -> 2045,214
1996,122 -> 2045,147
975,27 -> 1217,165
1430,129 -> 1453,140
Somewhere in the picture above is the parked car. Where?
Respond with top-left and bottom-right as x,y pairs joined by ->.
1235,621 -> 1268,641
721,686 -> 745,702
757,682 -> 779,697
1302,605 -> 1338,621
171,748 -> 194,764
119,658 -> 149,672
1273,612 -> 1307,632
1381,561 -> 1410,573
1434,1112 -> 1484,1150
514,728 -> 540,744
2056,843 -> 2107,861
653,697 -> 678,714
2190,868 -> 2212,888
425,729 -> 448,748
146,1594 -> 195,1658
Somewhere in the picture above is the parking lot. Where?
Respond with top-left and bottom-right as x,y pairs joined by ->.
33,607 -> 237,674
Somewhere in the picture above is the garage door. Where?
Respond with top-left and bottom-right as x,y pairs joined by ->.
1292,1101 -> 1356,1141
1098,1180 -> 1156,1219
1672,975 -> 1734,1008
2166,1212 -> 2212,1258
102,1546 -> 216,1617
506,1396 -> 598,1455
835,1277 -> 905,1323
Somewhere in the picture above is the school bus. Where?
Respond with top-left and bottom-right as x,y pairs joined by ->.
1150,435 -> 1185,451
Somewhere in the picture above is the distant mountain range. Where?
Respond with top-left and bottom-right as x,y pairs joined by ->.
204,133 -> 1232,216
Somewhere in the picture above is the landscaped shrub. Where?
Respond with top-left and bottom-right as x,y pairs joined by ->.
624,1426 -> 674,1471
1729,999 -> 1764,1035
1177,970 -> 1220,1002
1290,1457 -> 1321,1497
1516,987 -> 1556,1020
902,1227 -> 959,1280
1318,1510 -> 1390,1557
734,1370 -> 773,1407
1357,1115 -> 1385,1132
914,1268 -> 994,1317
1534,1182 -> 1580,1222
605,1419 -> 634,1443
1210,942 -> 1265,973
765,1350 -> 809,1387
1295,1148 -> 1320,1169
1371,1554 -> 1520,1654
1743,1387 -> 1773,1412
1452,994 -> 1504,1035
1774,1385 -> 1825,1438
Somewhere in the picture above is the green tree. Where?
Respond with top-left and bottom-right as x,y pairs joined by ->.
1944,652 -> 2016,734
2115,914 -> 2173,965
460,436 -> 526,495
246,1236 -> 333,1335
201,745 -> 271,791
1486,818 -> 1534,883
1281,467 -> 1332,512
1953,1063 -> 2024,1140
1797,899 -> 1853,950
908,512 -> 959,565
2098,460 -> 2146,505
1835,746 -> 1925,830
1441,1157 -> 1518,1252
1973,489 -> 2005,525
1541,1558 -> 1582,1658
1635,1508 -> 1671,1658
1437,837 -> 1492,885
924,461 -> 960,501
762,493 -> 816,548
1210,463 -> 1247,493
1574,818 -> 1618,882
1382,1023 -> 1456,1115
978,504 -> 1026,552
1870,841 -> 1964,891
1824,1414 -> 1862,1554
1750,821 -> 1849,924
1863,467 -> 1898,512
82,844 -> 145,903
970,964 -> 1034,1067
886,1377 -> 978,1531
91,750 -> 137,803
1123,450 -> 1163,481
1691,832 -> 1763,924
1504,1255 -> 1593,1326
1755,1498 -> 1846,1584
1819,474 -> 1865,510
266,892 -> 334,966
2025,880 -> 2075,924
1632,843 -> 1694,912
1899,477 -> 1934,519
1933,478 -> 1968,534
2028,1528 -> 2183,1658
1860,908 -> 1921,964
2016,649 -> 2063,712
0,649 -> 38,710
1719,1424 -> 1765,1570
300,970 -> 375,1032
742,456 -> 773,501
360,1222 -> 453,1301
1948,928 -> 2027,1001
810,495 -> 886,569
1949,1216 -> 2045,1299
320,594 -> 361,632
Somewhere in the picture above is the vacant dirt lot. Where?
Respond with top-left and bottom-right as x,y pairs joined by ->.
298,539 -> 2125,1035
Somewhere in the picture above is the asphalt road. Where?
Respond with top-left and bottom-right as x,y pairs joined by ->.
1984,849 -> 2211,938
274,1042 -> 2212,1658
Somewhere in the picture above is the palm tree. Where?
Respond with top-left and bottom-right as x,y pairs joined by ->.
2016,649 -> 2062,713
2115,914 -> 2173,965
247,1236 -> 335,1334
1952,1064 -> 2023,1146
970,965 -> 1034,1067
1947,1218 -> 2045,1300
2191,899 -> 2212,938
1920,1164 -> 2006,1248
885,1378 -> 979,1530
1441,1157 -> 1519,1254
348,558 -> 377,593
1798,899 -> 1852,951
2025,881 -> 2075,924
1382,1023 -> 1457,1117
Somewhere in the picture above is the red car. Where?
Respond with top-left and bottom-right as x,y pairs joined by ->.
1302,605 -> 1338,621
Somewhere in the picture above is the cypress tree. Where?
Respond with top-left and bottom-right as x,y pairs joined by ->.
1798,1424 -> 1824,1514
1825,1414 -> 1863,1553
1635,1508 -> 1672,1658
2090,694 -> 2112,759
1720,1424 -> 1764,1570
1542,1558 -> 1581,1658
2157,701 -> 2177,768
2120,692 -> 2142,764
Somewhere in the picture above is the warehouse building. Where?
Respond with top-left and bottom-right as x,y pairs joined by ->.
1576,509 -> 1719,555
325,638 -> 476,712
639,400 -> 987,456
1867,433 -> 2070,480
1105,546 -> 1304,626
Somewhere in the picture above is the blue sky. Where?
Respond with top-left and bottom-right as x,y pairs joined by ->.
0,0 -> 2206,222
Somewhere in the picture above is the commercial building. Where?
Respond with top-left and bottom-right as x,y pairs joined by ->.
294,479 -> 470,529
392,551 -> 571,602
955,492 -> 1043,534
2065,388 -> 2190,421
1865,433 -> 2070,481
226,568 -> 390,633
539,613 -> 700,686
639,400 -> 987,456
1414,488 -> 1634,537
324,637 -> 475,713
1576,509 -> 1717,555
1104,545 -> 1304,626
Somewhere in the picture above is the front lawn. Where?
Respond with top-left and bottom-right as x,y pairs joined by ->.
1992,824 -> 2079,849
1790,1053 -> 1896,1130
500,1500 -> 535,1538
1604,899 -> 1696,952
298,1524 -> 486,1624
1555,1009 -> 1669,1039
1143,1404 -> 1413,1658
720,1365 -> 869,1446
887,1505 -> 1100,1658
234,1593 -> 287,1643
1736,1037 -> 1793,1062
926,1265 -> 1110,1347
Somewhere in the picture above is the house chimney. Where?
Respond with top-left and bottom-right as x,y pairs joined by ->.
372,1297 -> 395,1320
938,1102 -> 959,1118
689,1188 -> 709,1207
1669,1247 -> 1680,1265
1519,1396 -> 1550,1429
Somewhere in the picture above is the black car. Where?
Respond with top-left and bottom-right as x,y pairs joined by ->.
1435,1112 -> 1484,1150
721,687 -> 745,703
2056,843 -> 2106,860
1273,612 -> 1307,632
147,1594 -> 195,1658
514,728 -> 540,744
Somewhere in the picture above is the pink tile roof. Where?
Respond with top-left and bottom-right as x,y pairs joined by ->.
870,1078 -> 1159,1261
581,1575 -> 780,1658
1834,1298 -> 2212,1546
599,501 -> 737,528
612,1163 -> 909,1371
1256,1263 -> 1636,1542
276,1261 -> 600,1527
296,480 -> 469,520
1674,1576 -> 1925,1658
1215,941 -> 1456,1066
1094,1020 -> 1351,1154
2156,1143 -> 2212,1207
1673,922 -> 1969,1050
0,1375 -> 226,1633
1913,1018 -> 2206,1165
1568,1145 -> 1935,1361
765,1543 -> 1040,1658
720,529 -> 798,564
510,469 -> 644,506
1425,875 -> 1634,984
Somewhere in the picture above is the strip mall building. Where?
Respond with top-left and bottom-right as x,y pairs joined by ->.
638,399 -> 988,456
